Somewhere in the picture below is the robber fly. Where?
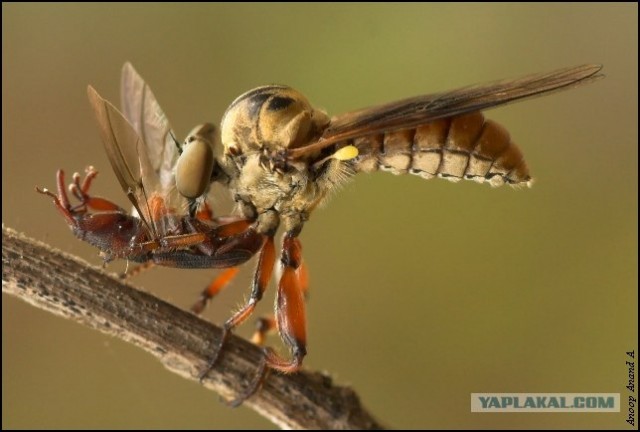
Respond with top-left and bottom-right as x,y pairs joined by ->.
38,63 -> 603,404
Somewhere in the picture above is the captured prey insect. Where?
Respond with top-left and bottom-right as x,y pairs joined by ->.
37,63 -> 603,404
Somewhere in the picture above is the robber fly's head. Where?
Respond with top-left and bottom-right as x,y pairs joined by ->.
220,85 -> 330,156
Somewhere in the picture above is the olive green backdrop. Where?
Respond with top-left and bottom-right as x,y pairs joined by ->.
3,3 -> 637,429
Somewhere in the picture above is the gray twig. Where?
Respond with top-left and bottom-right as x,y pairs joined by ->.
2,226 -> 384,430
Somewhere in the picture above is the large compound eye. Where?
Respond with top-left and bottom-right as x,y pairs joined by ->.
220,86 -> 329,156
175,123 -> 215,199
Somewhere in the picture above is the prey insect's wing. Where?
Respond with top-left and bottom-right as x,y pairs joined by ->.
122,63 -> 221,219
120,62 -> 186,211
289,64 -> 603,159
87,86 -> 157,233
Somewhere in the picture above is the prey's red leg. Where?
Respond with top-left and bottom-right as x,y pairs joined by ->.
37,169 -> 126,226
69,167 -> 124,212
36,170 -> 79,226
120,260 -> 156,279
195,200 -> 214,222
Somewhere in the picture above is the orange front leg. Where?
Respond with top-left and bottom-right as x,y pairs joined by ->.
227,233 -> 308,407
267,234 -> 307,373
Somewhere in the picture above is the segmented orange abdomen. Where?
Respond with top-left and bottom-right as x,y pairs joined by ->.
351,112 -> 531,187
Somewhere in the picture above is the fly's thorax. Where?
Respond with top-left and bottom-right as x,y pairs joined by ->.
220,85 -> 329,156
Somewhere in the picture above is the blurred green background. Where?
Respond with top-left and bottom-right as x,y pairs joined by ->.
2,3 -> 637,429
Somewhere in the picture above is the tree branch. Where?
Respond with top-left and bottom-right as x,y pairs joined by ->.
2,226 -> 384,430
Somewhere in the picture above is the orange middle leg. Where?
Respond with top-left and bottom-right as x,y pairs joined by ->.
191,267 -> 241,315
265,234 -> 307,373
198,235 -> 276,381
